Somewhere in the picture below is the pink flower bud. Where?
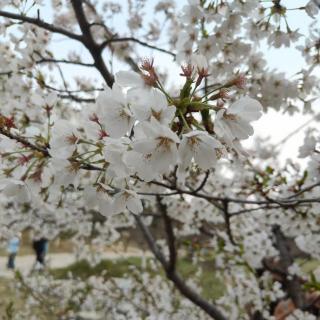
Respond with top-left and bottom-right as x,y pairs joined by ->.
99,130 -> 109,140
180,64 -> 194,79
140,58 -> 155,72
89,113 -> 100,124
196,68 -> 209,87
228,74 -> 246,89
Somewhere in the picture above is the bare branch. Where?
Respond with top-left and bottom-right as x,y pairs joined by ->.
133,214 -> 168,267
222,200 -> 236,245
0,10 -> 83,42
81,0 -> 141,72
100,36 -> 176,57
43,84 -> 102,94
134,213 -> 227,320
272,225 -> 306,309
36,58 -> 95,68
193,170 -> 210,193
286,181 -> 320,199
57,94 -> 95,103
70,0 -> 114,87
147,180 -> 320,207
157,197 -> 177,272
230,205 -> 284,217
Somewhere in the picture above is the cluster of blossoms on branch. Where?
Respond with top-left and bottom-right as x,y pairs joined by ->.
0,54 -> 263,218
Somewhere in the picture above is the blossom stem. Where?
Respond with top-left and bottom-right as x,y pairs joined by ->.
73,149 -> 98,159
1,150 -> 31,156
156,81 -> 174,104
77,139 -> 98,147
21,158 -> 38,181
178,110 -> 191,131
200,84 -> 227,99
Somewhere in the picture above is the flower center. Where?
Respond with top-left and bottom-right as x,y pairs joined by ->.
224,113 -> 237,121
156,136 -> 174,151
65,133 -> 78,145
151,109 -> 162,121
187,136 -> 200,150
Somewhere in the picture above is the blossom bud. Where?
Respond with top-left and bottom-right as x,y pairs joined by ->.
17,154 -> 32,165
142,72 -> 158,87
180,64 -> 194,79
196,67 -> 209,87
44,105 -> 53,117
0,115 -> 16,129
227,74 -> 246,89
140,58 -> 155,72
140,57 -> 159,87
99,130 -> 108,140
209,88 -> 230,101
65,133 -> 78,145
89,113 -> 100,124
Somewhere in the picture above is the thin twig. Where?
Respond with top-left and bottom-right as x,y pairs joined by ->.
100,37 -> 176,57
0,10 -> 83,42
36,58 -> 95,67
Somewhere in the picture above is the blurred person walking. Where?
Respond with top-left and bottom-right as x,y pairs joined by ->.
32,237 -> 48,270
7,233 -> 21,270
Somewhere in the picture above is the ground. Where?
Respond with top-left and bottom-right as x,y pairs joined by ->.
0,247 -> 225,319
0,239 -> 318,319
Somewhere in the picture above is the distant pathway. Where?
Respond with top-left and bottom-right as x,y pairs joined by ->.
0,249 -> 150,278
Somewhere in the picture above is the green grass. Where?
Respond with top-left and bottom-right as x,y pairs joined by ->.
299,259 -> 320,273
177,258 -> 224,300
51,256 -> 320,302
51,256 -> 144,279
51,256 -> 225,300
0,278 -> 18,320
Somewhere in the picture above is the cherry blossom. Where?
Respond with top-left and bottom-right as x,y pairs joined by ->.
130,118 -> 179,179
96,84 -> 134,138
178,130 -> 225,172
49,119 -> 79,160
214,96 -> 263,141
112,189 -> 143,214
129,88 -> 175,124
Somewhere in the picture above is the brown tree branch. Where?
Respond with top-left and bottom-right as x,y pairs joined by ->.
145,180 -> 320,207
70,0 -> 114,87
133,214 -> 227,320
133,214 -> 168,267
43,84 -> 102,94
0,128 -> 103,172
272,225 -> 306,309
0,7 -> 115,88
222,199 -> 236,245
157,196 -> 177,272
0,10 -> 83,42
0,128 -> 49,156
286,181 -> 320,199
57,94 -> 95,103
78,0 -> 140,72
100,36 -> 176,57
193,170 -> 210,193
36,58 -> 95,68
